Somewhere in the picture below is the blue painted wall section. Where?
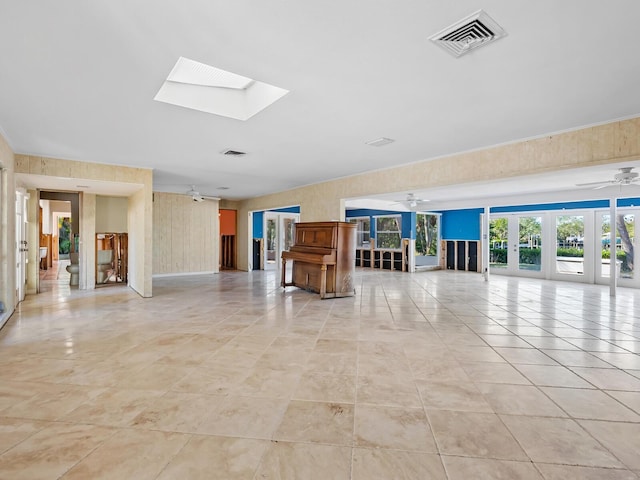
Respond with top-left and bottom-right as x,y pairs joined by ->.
441,208 -> 483,241
438,197 -> 640,242
252,206 -> 300,239
253,212 -> 264,238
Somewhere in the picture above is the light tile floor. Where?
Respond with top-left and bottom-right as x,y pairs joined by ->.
1,269 -> 640,479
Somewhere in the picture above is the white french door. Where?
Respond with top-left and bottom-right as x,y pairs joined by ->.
489,214 -> 544,278
596,209 -> 638,288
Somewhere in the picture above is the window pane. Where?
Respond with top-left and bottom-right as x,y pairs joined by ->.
556,215 -> 584,275
519,216 -> 542,271
489,217 -> 508,270
375,215 -> 401,250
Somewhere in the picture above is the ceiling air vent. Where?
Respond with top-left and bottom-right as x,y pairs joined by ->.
430,10 -> 506,58
365,137 -> 395,147
221,149 -> 246,156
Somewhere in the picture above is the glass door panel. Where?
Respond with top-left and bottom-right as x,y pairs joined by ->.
489,217 -> 508,271
518,216 -> 542,271
555,215 -> 584,275
597,211 -> 637,285
618,213 -> 635,280
415,213 -> 440,267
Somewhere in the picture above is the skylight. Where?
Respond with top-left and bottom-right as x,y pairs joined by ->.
154,57 -> 288,121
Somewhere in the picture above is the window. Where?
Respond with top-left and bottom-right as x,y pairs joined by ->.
348,217 -> 370,247
375,215 -> 401,249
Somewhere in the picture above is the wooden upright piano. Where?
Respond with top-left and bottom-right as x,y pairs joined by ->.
281,221 -> 356,299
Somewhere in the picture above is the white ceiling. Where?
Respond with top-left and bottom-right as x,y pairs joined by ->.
1,2 -> 640,204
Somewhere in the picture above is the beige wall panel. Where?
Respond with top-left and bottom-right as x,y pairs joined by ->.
170,195 -> 184,272
96,196 -> 128,232
14,154 -> 28,172
615,118 -> 639,158
589,123 -> 616,162
128,186 -> 151,297
152,192 -> 218,275
152,193 -> 169,274
80,193 -> 96,290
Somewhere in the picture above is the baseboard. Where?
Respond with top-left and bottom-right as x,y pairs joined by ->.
152,271 -> 218,278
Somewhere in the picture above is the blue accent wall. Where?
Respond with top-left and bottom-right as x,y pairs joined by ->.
618,197 -> 640,207
491,200 -> 609,213
253,212 -> 263,239
252,206 -> 300,239
441,208 -> 483,241
490,198 -> 640,213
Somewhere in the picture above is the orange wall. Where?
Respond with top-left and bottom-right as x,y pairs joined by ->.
219,209 -> 236,235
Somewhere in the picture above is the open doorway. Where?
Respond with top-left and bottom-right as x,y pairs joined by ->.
38,192 -> 79,293
264,211 -> 299,270
415,212 -> 441,269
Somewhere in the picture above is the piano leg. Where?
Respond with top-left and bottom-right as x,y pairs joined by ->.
281,257 -> 288,288
319,264 -> 327,299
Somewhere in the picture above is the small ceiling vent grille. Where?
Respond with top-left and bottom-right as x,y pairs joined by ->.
430,10 -> 506,58
221,149 -> 246,156
365,137 -> 395,147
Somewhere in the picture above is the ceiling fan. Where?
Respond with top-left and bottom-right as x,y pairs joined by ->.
576,167 -> 640,189
392,193 -> 430,209
186,185 -> 220,202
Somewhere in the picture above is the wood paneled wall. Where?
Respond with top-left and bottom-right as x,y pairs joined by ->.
152,192 -> 219,275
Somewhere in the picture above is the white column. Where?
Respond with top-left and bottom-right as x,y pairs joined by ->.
483,206 -> 490,281
609,197 -> 617,297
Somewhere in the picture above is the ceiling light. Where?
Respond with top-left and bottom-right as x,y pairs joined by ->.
365,137 -> 395,147
154,57 -> 289,121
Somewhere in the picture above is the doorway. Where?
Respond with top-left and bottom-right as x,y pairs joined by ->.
489,214 -> 543,277
415,212 -> 440,268
264,212 -> 299,269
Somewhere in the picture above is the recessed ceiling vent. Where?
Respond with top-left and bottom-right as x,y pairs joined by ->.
430,10 -> 506,58
365,137 -> 395,147
221,149 -> 246,156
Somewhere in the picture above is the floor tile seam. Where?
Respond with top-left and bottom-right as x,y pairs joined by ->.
3,421 -> 121,476
150,432 -> 202,480
439,452 -> 545,477
0,419 -> 56,457
532,460 -> 637,474
498,413 -> 634,471
414,382 -> 450,459
43,424 -> 122,479
508,360 -> 604,390
571,418 -> 640,472
425,409 -> 533,463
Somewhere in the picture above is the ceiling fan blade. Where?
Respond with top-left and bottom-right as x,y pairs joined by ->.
575,180 -> 615,187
